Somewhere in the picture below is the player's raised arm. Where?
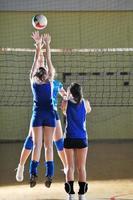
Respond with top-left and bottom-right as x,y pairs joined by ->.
43,33 -> 55,80
30,31 -> 43,80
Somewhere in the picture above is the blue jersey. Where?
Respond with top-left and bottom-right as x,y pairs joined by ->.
31,80 -> 54,111
30,80 -> 56,127
53,80 -> 63,111
65,99 -> 88,139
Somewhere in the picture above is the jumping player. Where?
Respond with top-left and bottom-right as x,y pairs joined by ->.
29,31 -> 56,188
61,83 -> 91,200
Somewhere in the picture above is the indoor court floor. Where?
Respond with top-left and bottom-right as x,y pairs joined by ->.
0,142 -> 133,200
0,180 -> 133,200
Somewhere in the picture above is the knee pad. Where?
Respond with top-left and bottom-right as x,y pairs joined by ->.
65,181 -> 75,194
24,136 -> 33,150
78,182 -> 88,194
54,138 -> 64,151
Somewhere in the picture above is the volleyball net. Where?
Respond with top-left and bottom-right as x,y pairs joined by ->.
0,47 -> 133,107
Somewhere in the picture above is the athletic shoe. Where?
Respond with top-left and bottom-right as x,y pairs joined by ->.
44,176 -> 52,188
67,194 -> 75,200
78,194 -> 86,200
30,174 -> 37,188
16,164 -> 24,182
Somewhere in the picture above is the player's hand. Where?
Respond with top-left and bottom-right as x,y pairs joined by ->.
31,31 -> 44,48
43,33 -> 51,45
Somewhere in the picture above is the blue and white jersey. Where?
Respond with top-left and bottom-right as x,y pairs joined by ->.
53,80 -> 63,111
31,80 -> 54,111
65,99 -> 88,139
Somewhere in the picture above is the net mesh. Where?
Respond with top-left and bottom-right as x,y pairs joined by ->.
0,48 -> 133,107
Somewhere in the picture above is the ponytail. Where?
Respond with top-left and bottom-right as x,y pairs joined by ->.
34,67 -> 47,81
69,83 -> 83,104
74,95 -> 82,104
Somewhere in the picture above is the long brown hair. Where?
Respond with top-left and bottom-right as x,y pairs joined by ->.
69,83 -> 83,104
34,67 -> 48,81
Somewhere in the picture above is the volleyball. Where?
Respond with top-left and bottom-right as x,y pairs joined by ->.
32,14 -> 47,30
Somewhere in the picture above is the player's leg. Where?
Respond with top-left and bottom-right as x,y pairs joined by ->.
16,128 -> 33,182
29,126 -> 43,187
43,126 -> 56,188
75,147 -> 88,200
64,148 -> 75,199
53,119 -> 67,172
